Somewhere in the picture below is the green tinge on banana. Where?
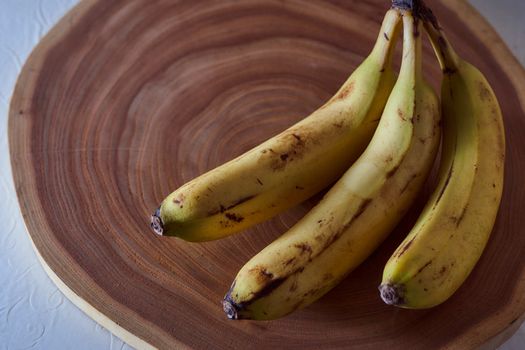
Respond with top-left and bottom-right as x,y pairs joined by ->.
379,6 -> 506,309
223,12 -> 441,320
150,10 -> 402,242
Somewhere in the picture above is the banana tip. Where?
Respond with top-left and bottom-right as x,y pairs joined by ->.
222,294 -> 241,320
379,283 -> 405,306
150,207 -> 164,236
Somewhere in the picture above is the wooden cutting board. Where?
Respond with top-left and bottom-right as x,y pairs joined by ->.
9,0 -> 525,348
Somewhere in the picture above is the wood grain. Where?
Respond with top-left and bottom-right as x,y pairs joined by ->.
9,0 -> 525,348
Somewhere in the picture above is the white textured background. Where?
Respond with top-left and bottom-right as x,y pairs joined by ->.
0,1 -> 524,349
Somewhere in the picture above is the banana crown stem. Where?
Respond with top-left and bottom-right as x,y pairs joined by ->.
370,9 -> 402,68
419,4 -> 461,73
398,11 -> 423,84
393,0 -> 460,73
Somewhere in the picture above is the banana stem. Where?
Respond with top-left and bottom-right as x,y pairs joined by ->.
371,9 -> 402,68
393,0 -> 460,73
420,3 -> 461,73
398,11 -> 423,83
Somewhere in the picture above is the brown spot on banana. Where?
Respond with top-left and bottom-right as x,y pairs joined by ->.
322,273 -> 334,282
414,260 -> 433,276
395,235 -> 416,258
225,213 -> 244,223
386,165 -> 400,179
247,277 -> 287,301
207,195 -> 255,216
173,193 -> 185,207
267,132 -> 310,171
249,265 -> 309,303
337,81 -> 355,100
289,280 -> 298,292
224,274 -> 289,318
332,121 -> 344,128
400,173 -> 418,194
219,220 -> 234,228
478,82 -> 492,101
292,133 -> 303,144
510,317 -> 520,326
353,199 -> 373,220
226,197 -> 252,210
319,199 -> 373,254
284,257 -> 296,267
251,267 -> 274,283
294,243 -> 313,255
434,160 -> 455,206
437,266 -> 447,278
454,205 -> 467,227
303,287 -> 322,298
270,157 -> 287,171
397,108 -> 406,121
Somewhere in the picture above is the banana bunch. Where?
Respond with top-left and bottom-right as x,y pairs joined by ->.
149,0 -> 505,320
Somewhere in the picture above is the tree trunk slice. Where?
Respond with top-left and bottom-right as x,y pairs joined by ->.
9,0 -> 525,348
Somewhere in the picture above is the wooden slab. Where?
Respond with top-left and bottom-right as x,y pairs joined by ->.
9,0 -> 525,348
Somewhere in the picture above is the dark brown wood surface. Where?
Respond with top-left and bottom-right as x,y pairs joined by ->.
9,0 -> 525,348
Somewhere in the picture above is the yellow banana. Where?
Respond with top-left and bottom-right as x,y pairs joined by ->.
223,12 -> 441,320
150,10 -> 402,242
379,5 -> 506,309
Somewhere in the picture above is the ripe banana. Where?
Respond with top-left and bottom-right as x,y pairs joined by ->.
150,10 -> 402,242
379,7 -> 506,309
223,12 -> 441,320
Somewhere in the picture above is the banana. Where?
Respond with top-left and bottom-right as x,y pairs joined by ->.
150,10 -> 402,242
379,5 -> 506,309
223,12 -> 441,320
